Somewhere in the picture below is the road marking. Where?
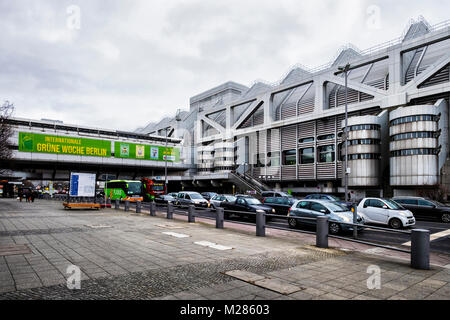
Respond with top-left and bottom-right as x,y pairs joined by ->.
162,231 -> 190,238
155,224 -> 184,229
402,228 -> 450,246
194,241 -> 233,250
85,224 -> 113,229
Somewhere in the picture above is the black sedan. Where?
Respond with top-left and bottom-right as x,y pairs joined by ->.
392,197 -> 450,223
261,196 -> 294,215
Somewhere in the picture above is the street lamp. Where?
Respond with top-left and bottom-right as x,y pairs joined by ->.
339,62 -> 358,239
338,63 -> 351,203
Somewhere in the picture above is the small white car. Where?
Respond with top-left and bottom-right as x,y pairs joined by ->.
357,197 -> 416,229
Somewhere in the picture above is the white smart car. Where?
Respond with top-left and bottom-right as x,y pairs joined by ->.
357,197 -> 416,229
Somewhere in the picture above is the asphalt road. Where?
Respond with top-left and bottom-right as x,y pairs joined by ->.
137,202 -> 450,255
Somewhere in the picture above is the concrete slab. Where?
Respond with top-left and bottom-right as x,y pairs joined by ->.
224,270 -> 266,283
253,278 -> 303,295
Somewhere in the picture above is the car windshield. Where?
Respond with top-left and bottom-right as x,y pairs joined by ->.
225,196 -> 236,202
246,198 -> 262,205
328,195 -> 340,201
126,182 -> 141,195
327,202 -> 348,212
190,193 -> 204,200
384,199 -> 403,210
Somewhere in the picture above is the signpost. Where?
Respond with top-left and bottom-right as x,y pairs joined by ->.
64,172 -> 100,210
69,172 -> 96,197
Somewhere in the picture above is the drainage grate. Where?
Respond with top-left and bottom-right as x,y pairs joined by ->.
0,244 -> 32,256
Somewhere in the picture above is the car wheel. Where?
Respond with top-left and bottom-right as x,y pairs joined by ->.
441,213 -> 450,223
288,218 -> 298,228
329,222 -> 340,235
389,218 -> 402,229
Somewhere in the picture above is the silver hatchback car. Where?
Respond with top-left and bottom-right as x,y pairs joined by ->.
288,199 -> 364,234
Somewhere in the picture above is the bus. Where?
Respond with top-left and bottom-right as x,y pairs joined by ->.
141,178 -> 165,201
105,180 -> 143,201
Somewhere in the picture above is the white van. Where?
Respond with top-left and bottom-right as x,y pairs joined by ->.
357,198 -> 415,229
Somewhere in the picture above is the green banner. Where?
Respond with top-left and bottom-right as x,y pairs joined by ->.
18,132 -> 111,157
114,141 -> 180,162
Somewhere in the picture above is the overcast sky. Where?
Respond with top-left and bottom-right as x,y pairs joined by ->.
1,0 -> 449,131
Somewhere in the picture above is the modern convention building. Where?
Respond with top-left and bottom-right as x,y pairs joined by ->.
138,17 -> 450,199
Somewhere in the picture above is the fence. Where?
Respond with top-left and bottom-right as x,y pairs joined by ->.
48,197 -> 431,270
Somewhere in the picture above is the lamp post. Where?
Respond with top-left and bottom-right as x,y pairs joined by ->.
339,63 -> 357,239
338,63 -> 351,203
164,127 -> 169,194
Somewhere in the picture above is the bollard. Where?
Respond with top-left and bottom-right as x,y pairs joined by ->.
124,200 -> 130,212
188,205 -> 195,223
411,229 -> 430,270
150,201 -> 156,216
216,207 -> 224,229
256,212 -> 266,237
316,216 -> 329,248
115,199 -> 119,210
167,203 -> 173,219
136,201 -> 142,213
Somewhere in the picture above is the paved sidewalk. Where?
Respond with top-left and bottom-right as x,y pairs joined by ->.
0,199 -> 449,300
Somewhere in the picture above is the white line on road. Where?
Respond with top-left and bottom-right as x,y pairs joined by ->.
194,241 -> 233,250
402,228 -> 450,246
162,231 -> 190,238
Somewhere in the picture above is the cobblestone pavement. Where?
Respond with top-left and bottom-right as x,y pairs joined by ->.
0,199 -> 449,300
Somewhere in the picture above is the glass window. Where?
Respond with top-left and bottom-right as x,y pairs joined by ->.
318,145 -> 335,163
299,137 -> 314,143
300,147 -> 314,164
317,134 -> 335,141
418,199 -> 434,206
264,197 -> 274,203
297,201 -> 310,209
367,199 -> 384,208
267,151 -> 280,167
225,195 -> 236,202
237,198 -> 246,205
394,199 -> 417,205
282,149 -> 296,165
246,198 -> 262,205
310,202 -> 327,212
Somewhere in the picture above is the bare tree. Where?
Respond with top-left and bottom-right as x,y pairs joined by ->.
0,101 -> 14,163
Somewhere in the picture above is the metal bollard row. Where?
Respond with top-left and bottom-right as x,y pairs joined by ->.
167,203 -> 173,219
216,207 -> 224,229
188,205 -> 195,223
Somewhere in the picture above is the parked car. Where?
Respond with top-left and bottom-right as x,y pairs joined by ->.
304,194 -> 353,210
209,194 -> 236,210
357,197 -> 415,229
154,194 -> 175,204
262,196 -> 294,215
288,199 -> 363,234
261,191 -> 294,198
221,195 -> 275,218
201,192 -> 217,201
391,196 -> 450,223
175,191 -> 209,208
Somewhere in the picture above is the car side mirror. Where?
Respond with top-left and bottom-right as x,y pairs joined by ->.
363,204 -> 367,208
320,209 -> 328,214
382,205 -> 388,209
